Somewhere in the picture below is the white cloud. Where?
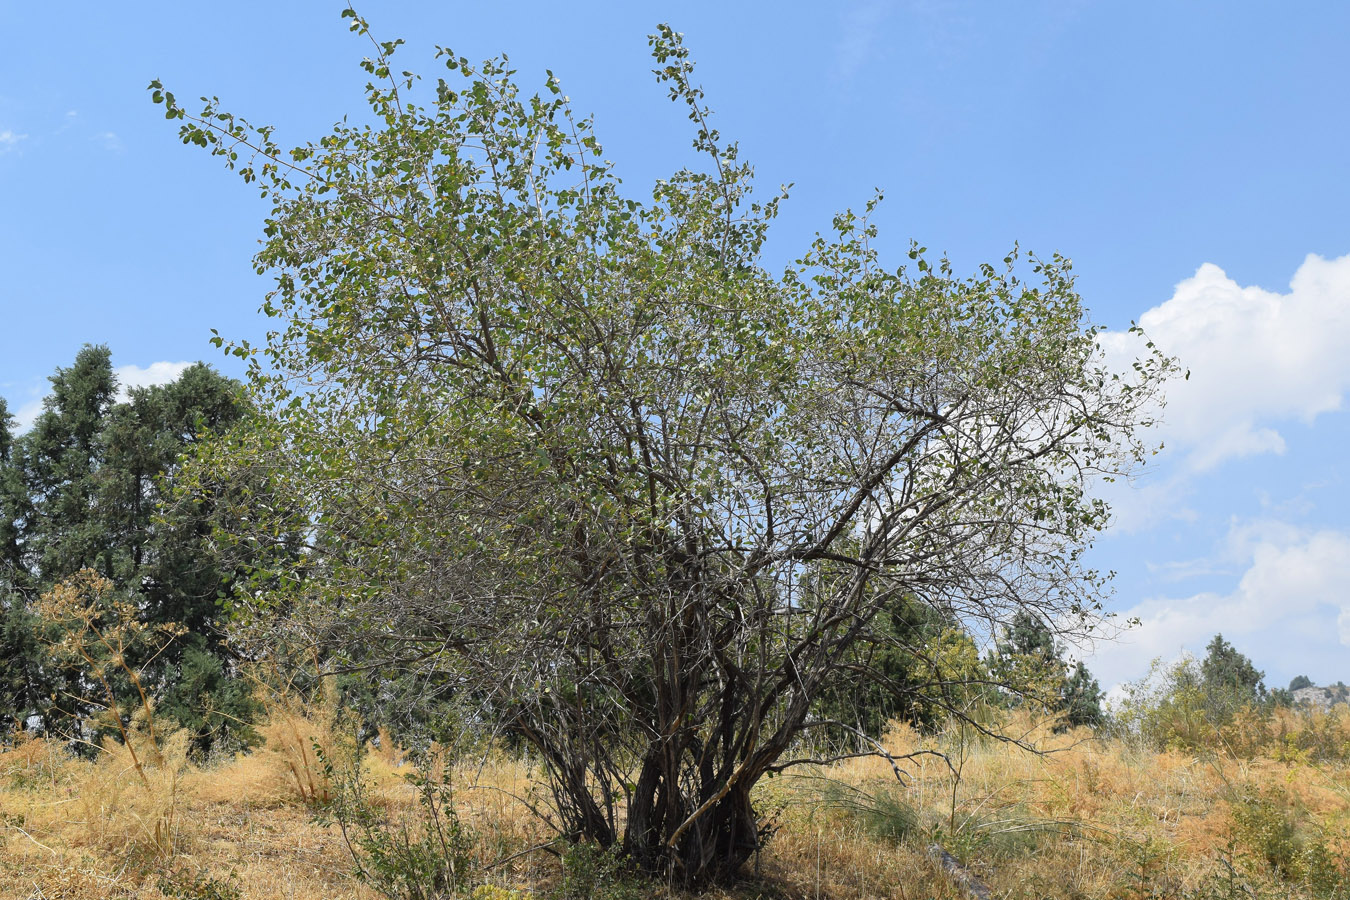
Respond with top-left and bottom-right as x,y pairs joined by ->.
1099,253 -> 1350,475
11,397 -> 44,433
0,129 -> 26,151
4,361 -> 192,435
114,361 -> 192,400
1087,523 -> 1350,689
94,131 -> 122,152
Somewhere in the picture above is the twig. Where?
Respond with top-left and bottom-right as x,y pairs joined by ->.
6,823 -> 58,857
484,838 -> 566,869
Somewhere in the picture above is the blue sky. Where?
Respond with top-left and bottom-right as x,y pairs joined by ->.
3,1 -> 1348,691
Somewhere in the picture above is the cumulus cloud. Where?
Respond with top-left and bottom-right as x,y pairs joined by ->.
1086,522 -> 1350,689
4,361 -> 193,434
1099,253 -> 1350,475
10,397 -> 44,433
114,361 -> 193,400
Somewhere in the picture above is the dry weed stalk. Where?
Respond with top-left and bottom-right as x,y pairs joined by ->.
35,569 -> 186,782
249,665 -> 353,805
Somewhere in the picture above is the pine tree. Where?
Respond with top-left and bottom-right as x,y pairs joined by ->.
1200,634 -> 1265,701
1061,661 -> 1104,728
2,348 -> 261,748
20,345 -> 117,581
0,398 -> 25,576
811,594 -> 958,739
0,398 -> 44,730
992,611 -> 1105,729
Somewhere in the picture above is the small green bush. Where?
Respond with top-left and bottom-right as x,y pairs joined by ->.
1182,843 -> 1267,900
321,749 -> 477,900
553,842 -> 646,900
820,779 -> 921,844
1230,791 -> 1300,878
1227,788 -> 1350,897
155,866 -> 243,900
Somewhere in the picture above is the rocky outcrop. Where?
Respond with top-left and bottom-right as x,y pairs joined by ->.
1292,685 -> 1349,710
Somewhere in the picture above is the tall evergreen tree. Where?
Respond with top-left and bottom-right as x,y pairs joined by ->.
1200,633 -> 1265,702
0,398 -> 24,576
1,348 -> 261,748
811,594 -> 957,740
991,611 -> 1104,729
20,345 -> 117,581
1061,661 -> 1104,728
0,399 -> 44,731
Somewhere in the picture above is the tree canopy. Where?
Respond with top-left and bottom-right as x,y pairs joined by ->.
155,15 -> 1171,886
0,346 -> 259,749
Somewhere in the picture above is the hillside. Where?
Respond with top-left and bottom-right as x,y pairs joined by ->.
6,704 -> 1350,900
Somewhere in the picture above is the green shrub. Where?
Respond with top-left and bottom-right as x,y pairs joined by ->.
1230,791 -> 1300,878
1183,843 -> 1268,900
820,779 -> 921,844
155,866 -> 243,900
553,842 -> 646,900
320,750 -> 477,900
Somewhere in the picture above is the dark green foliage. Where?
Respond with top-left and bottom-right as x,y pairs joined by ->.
990,612 -> 1105,730
0,346 -> 260,750
1201,634 -> 1266,704
1061,660 -> 1105,728
1290,675 -> 1313,692
0,400 -> 44,730
20,345 -> 118,582
811,595 -> 954,739
0,399 -> 26,577
157,646 -> 261,751
1000,609 -> 1058,660
0,598 -> 43,730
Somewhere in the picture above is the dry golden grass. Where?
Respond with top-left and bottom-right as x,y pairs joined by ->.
5,707 -> 1350,899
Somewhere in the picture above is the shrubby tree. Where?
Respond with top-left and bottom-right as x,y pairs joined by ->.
157,15 -> 1171,886
1119,635 -> 1272,749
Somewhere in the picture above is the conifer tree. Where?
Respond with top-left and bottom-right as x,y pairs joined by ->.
991,611 -> 1104,729
1,348 -> 260,748
0,398 -> 43,730
20,345 -> 117,581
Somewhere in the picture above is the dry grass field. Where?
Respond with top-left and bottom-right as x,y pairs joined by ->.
5,702 -> 1350,900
